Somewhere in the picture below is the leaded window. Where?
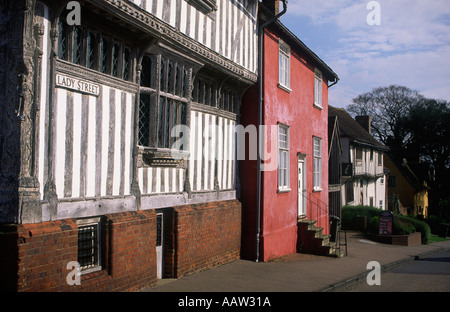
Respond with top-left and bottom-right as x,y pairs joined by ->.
138,55 -> 190,151
112,44 -> 120,77
159,57 -> 189,149
140,55 -> 152,88
87,32 -> 97,69
99,37 -> 108,74
138,93 -> 151,146
123,48 -> 131,81
58,19 -> 68,60
219,87 -> 238,113
193,77 -> 217,107
57,14 -> 133,81
72,26 -> 82,65
158,97 -> 187,149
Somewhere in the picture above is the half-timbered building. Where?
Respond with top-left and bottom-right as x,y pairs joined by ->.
0,0 -> 258,291
328,106 -> 389,211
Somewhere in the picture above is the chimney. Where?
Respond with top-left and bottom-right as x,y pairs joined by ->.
355,116 -> 371,135
262,0 -> 281,15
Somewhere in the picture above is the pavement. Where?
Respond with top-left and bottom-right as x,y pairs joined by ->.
142,231 -> 450,292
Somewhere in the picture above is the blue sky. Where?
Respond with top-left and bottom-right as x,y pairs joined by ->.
279,0 -> 450,108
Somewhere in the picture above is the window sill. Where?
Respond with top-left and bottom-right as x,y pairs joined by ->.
277,83 -> 292,93
277,187 -> 291,193
313,187 -> 323,192
80,265 -> 102,275
313,103 -> 323,110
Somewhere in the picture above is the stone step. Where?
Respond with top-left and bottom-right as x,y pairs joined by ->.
298,218 -> 346,258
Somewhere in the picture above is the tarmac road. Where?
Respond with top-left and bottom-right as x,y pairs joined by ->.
344,249 -> 450,292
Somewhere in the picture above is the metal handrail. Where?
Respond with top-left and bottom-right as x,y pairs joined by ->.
300,190 -> 330,235
299,189 -> 348,257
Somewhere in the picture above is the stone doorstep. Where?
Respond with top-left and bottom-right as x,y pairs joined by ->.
298,220 -> 345,258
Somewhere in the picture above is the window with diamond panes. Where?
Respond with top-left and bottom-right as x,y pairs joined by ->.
158,57 -> 188,149
138,93 -> 151,146
99,37 -> 108,74
123,48 -> 131,81
87,32 -> 96,69
72,26 -> 82,65
112,44 -> 120,77
140,55 -> 152,88
58,19 -> 68,60
57,13 -> 132,82
138,55 -> 189,150
158,97 -> 187,149
193,77 -> 217,107
219,87 -> 238,113
138,55 -> 154,147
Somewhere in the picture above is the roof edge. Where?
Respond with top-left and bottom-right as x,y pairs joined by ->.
271,20 -> 339,83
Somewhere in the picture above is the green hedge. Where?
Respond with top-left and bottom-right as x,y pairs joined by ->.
341,205 -> 381,230
396,215 -> 431,244
341,205 -> 431,244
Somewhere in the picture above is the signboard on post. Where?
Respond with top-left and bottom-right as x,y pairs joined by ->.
379,211 -> 393,235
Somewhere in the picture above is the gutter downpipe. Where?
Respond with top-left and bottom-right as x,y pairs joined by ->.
256,0 -> 287,262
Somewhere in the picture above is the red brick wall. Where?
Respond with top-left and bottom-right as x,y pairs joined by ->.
168,200 -> 242,278
0,210 -> 157,292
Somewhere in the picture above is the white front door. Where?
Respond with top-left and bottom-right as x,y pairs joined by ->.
156,213 -> 163,279
298,157 -> 306,216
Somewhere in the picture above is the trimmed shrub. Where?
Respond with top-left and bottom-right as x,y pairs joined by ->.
342,205 -> 431,244
341,205 -> 382,230
393,217 -> 416,235
395,214 -> 431,244
367,215 -> 379,234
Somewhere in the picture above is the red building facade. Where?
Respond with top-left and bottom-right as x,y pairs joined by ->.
240,5 -> 339,261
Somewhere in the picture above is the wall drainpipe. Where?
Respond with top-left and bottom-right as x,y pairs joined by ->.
256,0 -> 288,262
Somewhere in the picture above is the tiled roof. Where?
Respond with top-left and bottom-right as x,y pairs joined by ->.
328,105 -> 388,151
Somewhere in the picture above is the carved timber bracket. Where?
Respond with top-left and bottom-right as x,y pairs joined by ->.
92,0 -> 257,84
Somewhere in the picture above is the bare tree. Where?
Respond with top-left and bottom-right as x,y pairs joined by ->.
347,85 -> 424,148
